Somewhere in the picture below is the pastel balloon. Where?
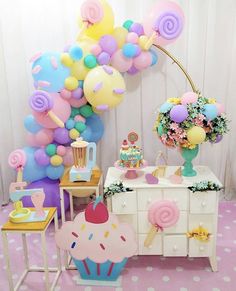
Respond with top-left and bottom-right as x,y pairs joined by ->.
129,23 -> 144,36
133,51 -> 152,70
181,92 -> 198,105
57,145 -> 66,156
31,52 -> 70,92
83,65 -> 126,110
29,90 -> 53,112
81,113 -> 104,142
143,1 -> 184,46
122,43 -> 140,58
127,66 -> 139,75
32,93 -> 71,128
71,59 -> 90,80
90,44 -> 102,56
97,52 -> 110,65
71,87 -> 83,99
26,133 -> 38,147
50,155 -> 63,166
203,104 -> 218,121
68,96 -> 87,108
65,119 -> 75,130
112,27 -> 128,48
111,49 -> 132,73
22,147 -> 47,182
60,89 -> 72,99
69,45 -> 83,61
126,32 -> 139,44
69,128 -> 80,140
99,35 -> 117,55
187,126 -> 206,145
170,105 -> 188,123
24,115 -> 42,134
34,148 -> 50,166
35,128 -> 54,146
150,49 -> 158,66
53,128 -> 71,144
160,102 -> 173,113
46,164 -> 65,180
215,103 -> 225,115
63,147 -> 74,166
80,0 -> 114,40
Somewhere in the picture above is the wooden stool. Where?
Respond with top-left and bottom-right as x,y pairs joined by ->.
1,207 -> 61,291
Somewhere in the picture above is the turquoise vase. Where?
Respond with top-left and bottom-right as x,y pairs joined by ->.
181,145 -> 199,177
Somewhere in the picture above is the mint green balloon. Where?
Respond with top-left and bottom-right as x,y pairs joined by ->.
45,144 -> 57,157
80,105 -> 93,118
84,55 -> 97,69
123,20 -> 133,31
75,122 -> 86,133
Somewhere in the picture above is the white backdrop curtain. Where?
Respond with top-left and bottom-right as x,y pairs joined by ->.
0,0 -> 236,203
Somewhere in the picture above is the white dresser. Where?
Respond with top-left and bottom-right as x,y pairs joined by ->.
105,166 -> 222,272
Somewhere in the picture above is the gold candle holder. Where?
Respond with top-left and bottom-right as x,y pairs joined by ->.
71,139 -> 89,168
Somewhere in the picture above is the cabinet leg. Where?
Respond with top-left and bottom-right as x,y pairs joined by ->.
209,255 -> 218,272
2,232 -> 14,291
60,188 -> 65,224
41,232 -> 50,290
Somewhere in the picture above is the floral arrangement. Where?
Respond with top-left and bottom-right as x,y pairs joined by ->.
103,181 -> 133,199
188,180 -> 222,193
155,92 -> 229,149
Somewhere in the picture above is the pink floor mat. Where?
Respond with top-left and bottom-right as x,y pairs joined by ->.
1,201 -> 236,291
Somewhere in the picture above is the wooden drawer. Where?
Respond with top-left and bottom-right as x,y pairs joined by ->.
190,191 -> 216,214
188,236 -> 213,257
138,211 -> 187,234
138,234 -> 162,255
189,214 -> 214,233
137,188 -> 162,211
163,189 -> 189,211
163,235 -> 188,256
111,191 -> 137,214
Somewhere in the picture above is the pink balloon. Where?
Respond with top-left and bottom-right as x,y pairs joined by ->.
74,115 -> 86,123
126,32 -> 139,44
63,147 -> 74,166
26,133 -> 38,147
181,92 -> 198,105
60,89 -> 72,99
215,103 -> 225,115
35,129 -> 54,146
110,49 -> 132,73
91,44 -> 102,56
143,0 -> 184,46
33,93 -> 71,129
133,51 -> 152,70
68,96 -> 87,108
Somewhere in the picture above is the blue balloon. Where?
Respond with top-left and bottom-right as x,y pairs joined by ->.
69,45 -> 83,61
32,52 -> 70,92
22,147 -> 47,182
46,165 -> 65,180
150,49 -> 158,66
160,102 -> 173,113
81,114 -> 104,142
24,115 -> 42,133
203,104 -> 218,121
122,43 -> 137,58
65,119 -> 75,130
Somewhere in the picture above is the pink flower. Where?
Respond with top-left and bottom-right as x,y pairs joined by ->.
170,123 -> 179,131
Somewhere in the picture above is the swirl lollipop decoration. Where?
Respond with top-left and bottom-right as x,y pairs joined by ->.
29,90 -> 65,128
144,200 -> 179,247
8,149 -> 27,182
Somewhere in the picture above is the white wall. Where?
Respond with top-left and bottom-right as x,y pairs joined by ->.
0,0 -> 235,203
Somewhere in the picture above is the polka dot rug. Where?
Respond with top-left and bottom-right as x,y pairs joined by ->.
0,201 -> 236,291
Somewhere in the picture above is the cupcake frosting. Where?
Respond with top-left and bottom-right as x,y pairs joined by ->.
71,137 -> 88,148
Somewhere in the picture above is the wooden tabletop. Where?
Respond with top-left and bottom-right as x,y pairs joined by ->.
1,208 -> 56,232
59,167 -> 102,188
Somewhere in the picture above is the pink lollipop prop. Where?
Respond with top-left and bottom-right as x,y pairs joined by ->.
29,90 -> 64,128
78,0 -> 104,40
144,200 -> 179,247
8,149 -> 27,182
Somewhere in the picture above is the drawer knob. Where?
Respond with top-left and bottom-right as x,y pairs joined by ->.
201,201 -> 206,207
122,202 -> 126,208
199,246 -> 205,251
173,245 -> 178,251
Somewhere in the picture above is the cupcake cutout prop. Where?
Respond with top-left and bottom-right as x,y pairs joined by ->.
55,197 -> 137,282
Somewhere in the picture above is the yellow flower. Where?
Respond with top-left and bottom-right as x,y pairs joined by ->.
181,142 -> 197,149
167,97 -> 181,105
208,98 -> 216,104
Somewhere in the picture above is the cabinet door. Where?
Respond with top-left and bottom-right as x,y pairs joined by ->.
163,235 -> 188,256
111,191 -> 137,214
138,234 -> 162,255
190,191 -> 216,214
163,189 -> 189,211
137,188 -> 162,211
188,236 -> 213,257
188,214 -> 214,233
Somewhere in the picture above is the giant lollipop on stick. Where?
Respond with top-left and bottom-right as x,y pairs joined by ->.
29,90 -> 64,128
77,0 -> 104,40
8,149 -> 27,182
144,200 -> 179,247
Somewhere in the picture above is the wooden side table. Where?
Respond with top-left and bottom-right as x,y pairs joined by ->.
59,167 -> 103,224
1,207 -> 61,291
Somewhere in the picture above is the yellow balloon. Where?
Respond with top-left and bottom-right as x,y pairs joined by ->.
78,0 -> 114,40
187,126 -> 206,145
61,53 -> 73,67
69,128 -> 80,140
84,66 -> 126,110
112,27 -> 128,48
138,35 -> 149,50
50,155 -> 63,166
65,76 -> 78,91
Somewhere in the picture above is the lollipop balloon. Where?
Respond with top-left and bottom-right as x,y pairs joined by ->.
8,149 -> 27,182
29,90 -> 65,128
144,200 -> 179,247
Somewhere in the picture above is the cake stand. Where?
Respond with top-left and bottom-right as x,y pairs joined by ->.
114,160 -> 148,179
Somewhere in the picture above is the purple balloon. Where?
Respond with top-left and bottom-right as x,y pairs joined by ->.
129,23 -> 144,36
134,45 -> 141,57
127,66 -> 139,75
34,148 -> 50,166
97,52 -> 111,65
22,178 -> 69,218
170,105 -> 188,123
53,128 -> 71,144
99,35 -> 118,56
71,87 -> 83,99
211,135 -> 223,144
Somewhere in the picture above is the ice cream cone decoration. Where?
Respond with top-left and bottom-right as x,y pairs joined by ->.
169,166 -> 183,184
